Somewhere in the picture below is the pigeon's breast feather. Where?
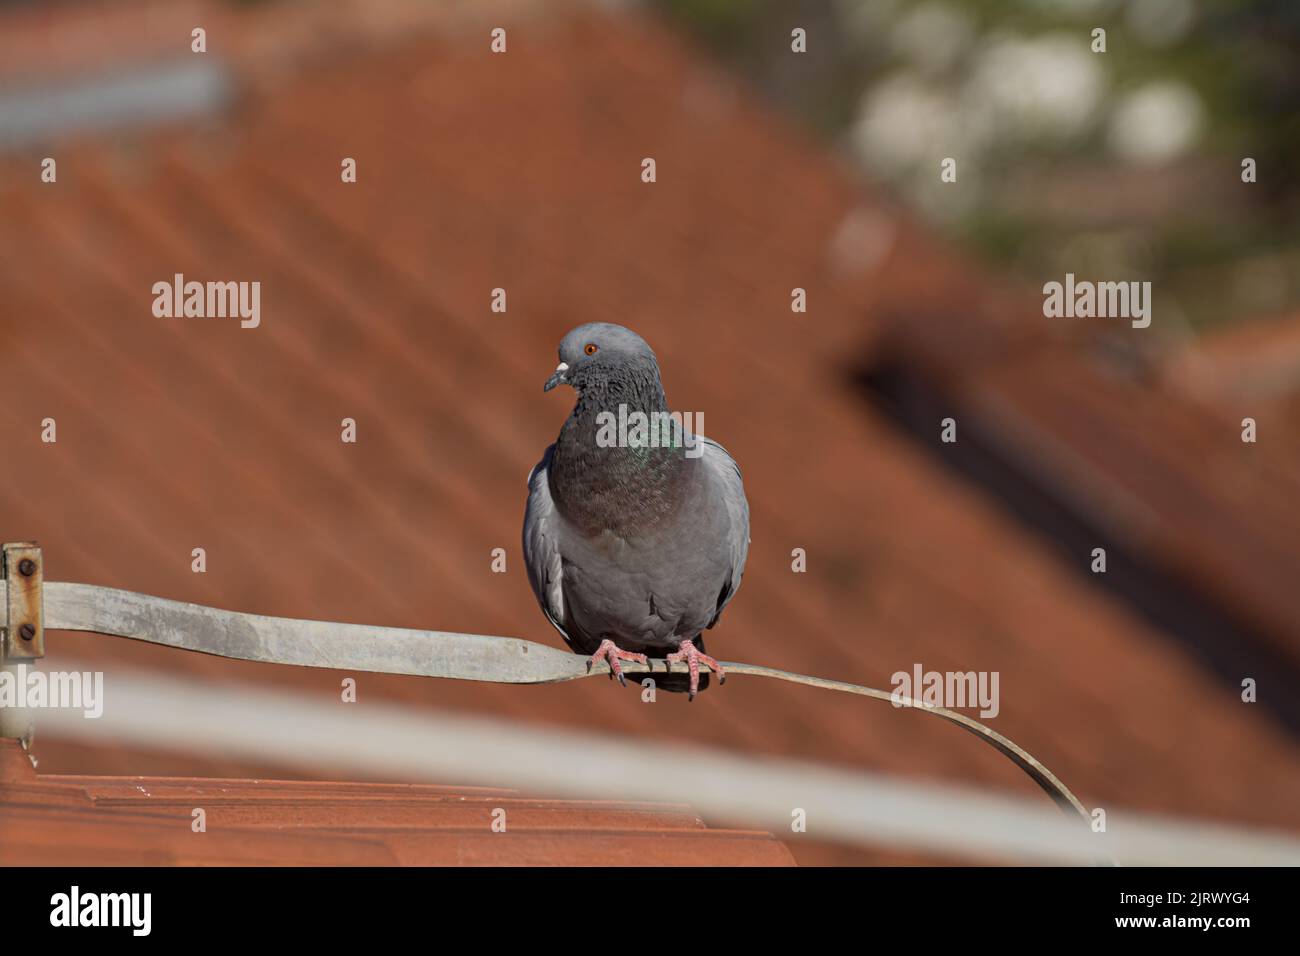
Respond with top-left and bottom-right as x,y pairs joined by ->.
555,450 -> 745,649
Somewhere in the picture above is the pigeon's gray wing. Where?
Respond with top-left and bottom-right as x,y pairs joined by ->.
522,444 -> 573,647
699,436 -> 750,628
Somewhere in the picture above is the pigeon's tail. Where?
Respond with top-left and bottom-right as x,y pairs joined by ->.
652,669 -> 711,695
647,633 -> 711,695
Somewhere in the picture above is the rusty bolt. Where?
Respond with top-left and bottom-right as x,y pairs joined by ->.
18,623 -> 36,641
18,558 -> 36,577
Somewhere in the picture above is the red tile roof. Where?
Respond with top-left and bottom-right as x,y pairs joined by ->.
0,740 -> 793,865
1163,311 -> 1300,447
1,0 -> 1297,865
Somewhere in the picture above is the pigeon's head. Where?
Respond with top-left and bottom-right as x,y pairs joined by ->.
543,322 -> 659,393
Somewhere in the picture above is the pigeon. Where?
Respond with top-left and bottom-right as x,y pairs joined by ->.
522,323 -> 749,699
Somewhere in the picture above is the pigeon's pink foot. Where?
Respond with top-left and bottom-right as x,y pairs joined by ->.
587,639 -> 649,688
665,638 -> 726,701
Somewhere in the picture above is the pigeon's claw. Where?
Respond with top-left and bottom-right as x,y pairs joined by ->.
587,639 -> 649,687
665,638 -> 725,701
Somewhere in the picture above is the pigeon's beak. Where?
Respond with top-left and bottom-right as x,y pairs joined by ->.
543,362 -> 569,393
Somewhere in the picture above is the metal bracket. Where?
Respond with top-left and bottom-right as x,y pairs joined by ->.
12,541 -> 1095,828
2,541 -> 44,660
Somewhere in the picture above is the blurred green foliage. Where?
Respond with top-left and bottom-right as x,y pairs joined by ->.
652,0 -> 1299,333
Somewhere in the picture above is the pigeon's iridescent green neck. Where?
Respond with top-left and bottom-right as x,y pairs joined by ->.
548,362 -> 692,537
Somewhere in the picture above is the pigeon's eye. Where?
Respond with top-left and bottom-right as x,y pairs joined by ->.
584,343 -> 598,356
